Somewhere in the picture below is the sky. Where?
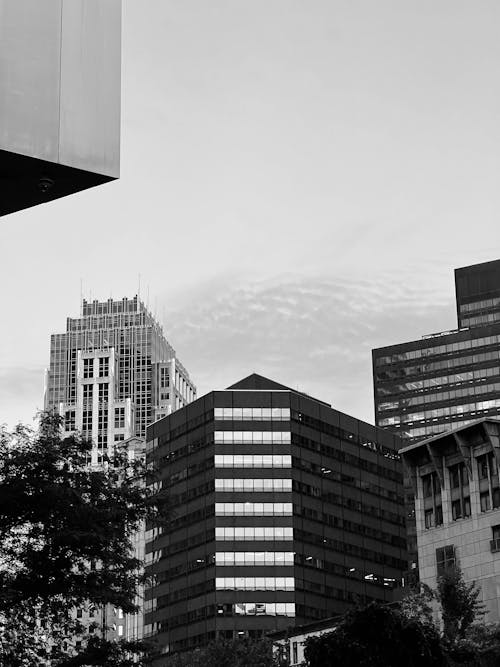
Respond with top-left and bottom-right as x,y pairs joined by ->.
1,0 -> 500,428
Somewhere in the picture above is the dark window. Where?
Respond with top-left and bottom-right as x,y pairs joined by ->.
422,474 -> 433,497
424,509 -> 434,529
494,488 -> 500,509
436,545 -> 455,576
451,500 -> 462,521
435,505 -> 443,526
493,525 -> 500,541
463,496 -> 471,517
449,465 -> 460,489
478,454 -> 490,480
480,492 -> 491,513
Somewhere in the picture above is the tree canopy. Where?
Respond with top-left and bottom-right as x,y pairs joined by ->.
0,412 -> 167,666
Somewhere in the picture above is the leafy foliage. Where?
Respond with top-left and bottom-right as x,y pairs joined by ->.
165,638 -> 277,667
303,603 -> 447,667
436,567 -> 485,641
0,412 -> 167,666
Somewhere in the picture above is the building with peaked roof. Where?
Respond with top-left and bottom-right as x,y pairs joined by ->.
144,374 -> 407,661
400,418 -> 500,623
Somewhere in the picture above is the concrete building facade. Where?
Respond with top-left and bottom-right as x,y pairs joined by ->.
400,419 -> 500,623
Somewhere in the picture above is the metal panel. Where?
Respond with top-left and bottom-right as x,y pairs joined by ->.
59,0 -> 121,178
0,0 -> 62,162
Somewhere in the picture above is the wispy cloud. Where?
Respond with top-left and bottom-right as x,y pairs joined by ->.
162,272 -> 455,423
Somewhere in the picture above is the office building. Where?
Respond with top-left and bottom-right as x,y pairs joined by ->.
400,419 -> 500,623
45,295 -> 196,459
0,0 -> 121,218
372,259 -> 500,574
373,259 -> 500,443
144,374 -> 407,661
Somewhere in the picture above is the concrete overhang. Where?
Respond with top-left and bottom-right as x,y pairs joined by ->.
0,0 -> 121,218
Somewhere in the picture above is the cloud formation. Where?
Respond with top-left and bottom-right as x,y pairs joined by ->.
162,272 -> 456,424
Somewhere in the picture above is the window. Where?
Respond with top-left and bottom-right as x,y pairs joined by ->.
436,545 -> 455,576
493,488 -> 500,509
451,500 -> 462,521
480,492 -> 491,512
215,526 -> 293,541
98,383 -> 109,403
214,478 -> 292,492
422,472 -> 439,498
115,407 -> 125,429
292,642 -> 298,664
83,358 -> 93,379
214,431 -> 291,445
214,455 -> 292,468
478,453 -> 493,480
215,552 -> 294,566
217,602 -> 295,617
424,509 -> 434,529
215,577 -> 295,591
83,384 -> 93,403
99,357 -> 109,377
449,465 -> 460,489
65,410 -> 76,431
215,502 -> 293,516
82,411 -> 92,431
214,407 -> 291,422
435,505 -> 443,526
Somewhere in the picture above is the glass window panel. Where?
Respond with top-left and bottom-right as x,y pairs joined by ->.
234,527 -> 244,540
252,408 -> 262,420
242,408 -> 252,420
255,577 -> 266,590
262,408 -> 272,420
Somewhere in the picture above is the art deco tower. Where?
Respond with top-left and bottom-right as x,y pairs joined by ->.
45,295 -> 196,464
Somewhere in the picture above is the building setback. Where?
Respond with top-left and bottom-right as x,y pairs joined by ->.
144,374 -> 407,661
400,419 -> 500,623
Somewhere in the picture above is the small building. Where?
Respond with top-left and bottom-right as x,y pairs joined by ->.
400,418 -> 500,622
269,616 -> 340,666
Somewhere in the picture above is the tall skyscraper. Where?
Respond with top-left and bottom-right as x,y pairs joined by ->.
44,295 -> 196,644
144,374 -> 407,661
45,296 -> 196,460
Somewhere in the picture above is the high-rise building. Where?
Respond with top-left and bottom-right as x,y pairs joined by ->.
144,374 -> 407,661
45,295 -> 196,461
372,259 -> 500,579
44,295 -> 196,644
372,259 -> 500,444
400,418 -> 500,623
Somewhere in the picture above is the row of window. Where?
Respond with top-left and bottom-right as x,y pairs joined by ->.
422,456 -> 498,497
460,297 -> 500,314
215,551 -> 294,566
215,479 -> 292,493
83,356 -> 109,378
214,455 -> 292,468
462,314 -> 500,328
215,503 -> 293,516
214,431 -> 291,444
377,366 -> 500,398
376,350 -> 500,383
424,493 -> 500,528
215,527 -> 293,541
218,602 -> 295,617
215,577 -> 294,591
378,380 -> 500,413
214,408 -> 290,421
375,334 -> 500,367
381,398 -> 500,426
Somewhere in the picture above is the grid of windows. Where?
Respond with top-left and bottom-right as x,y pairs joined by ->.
215,552 -> 294,566
215,479 -> 292,493
83,358 -> 93,379
215,502 -> 293,516
215,577 -> 294,591
214,455 -> 292,468
214,407 -> 290,421
436,545 -> 455,577
115,407 -> 125,429
215,527 -> 293,541
214,431 -> 291,444
98,383 -> 109,403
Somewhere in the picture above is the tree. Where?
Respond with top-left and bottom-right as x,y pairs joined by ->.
436,567 -> 485,642
0,413 -> 167,665
166,638 -> 277,667
303,603 -> 447,667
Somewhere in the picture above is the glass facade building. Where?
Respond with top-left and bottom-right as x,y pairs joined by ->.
145,374 -> 407,661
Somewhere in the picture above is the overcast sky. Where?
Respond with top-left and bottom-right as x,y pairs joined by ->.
1,0 -> 499,428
